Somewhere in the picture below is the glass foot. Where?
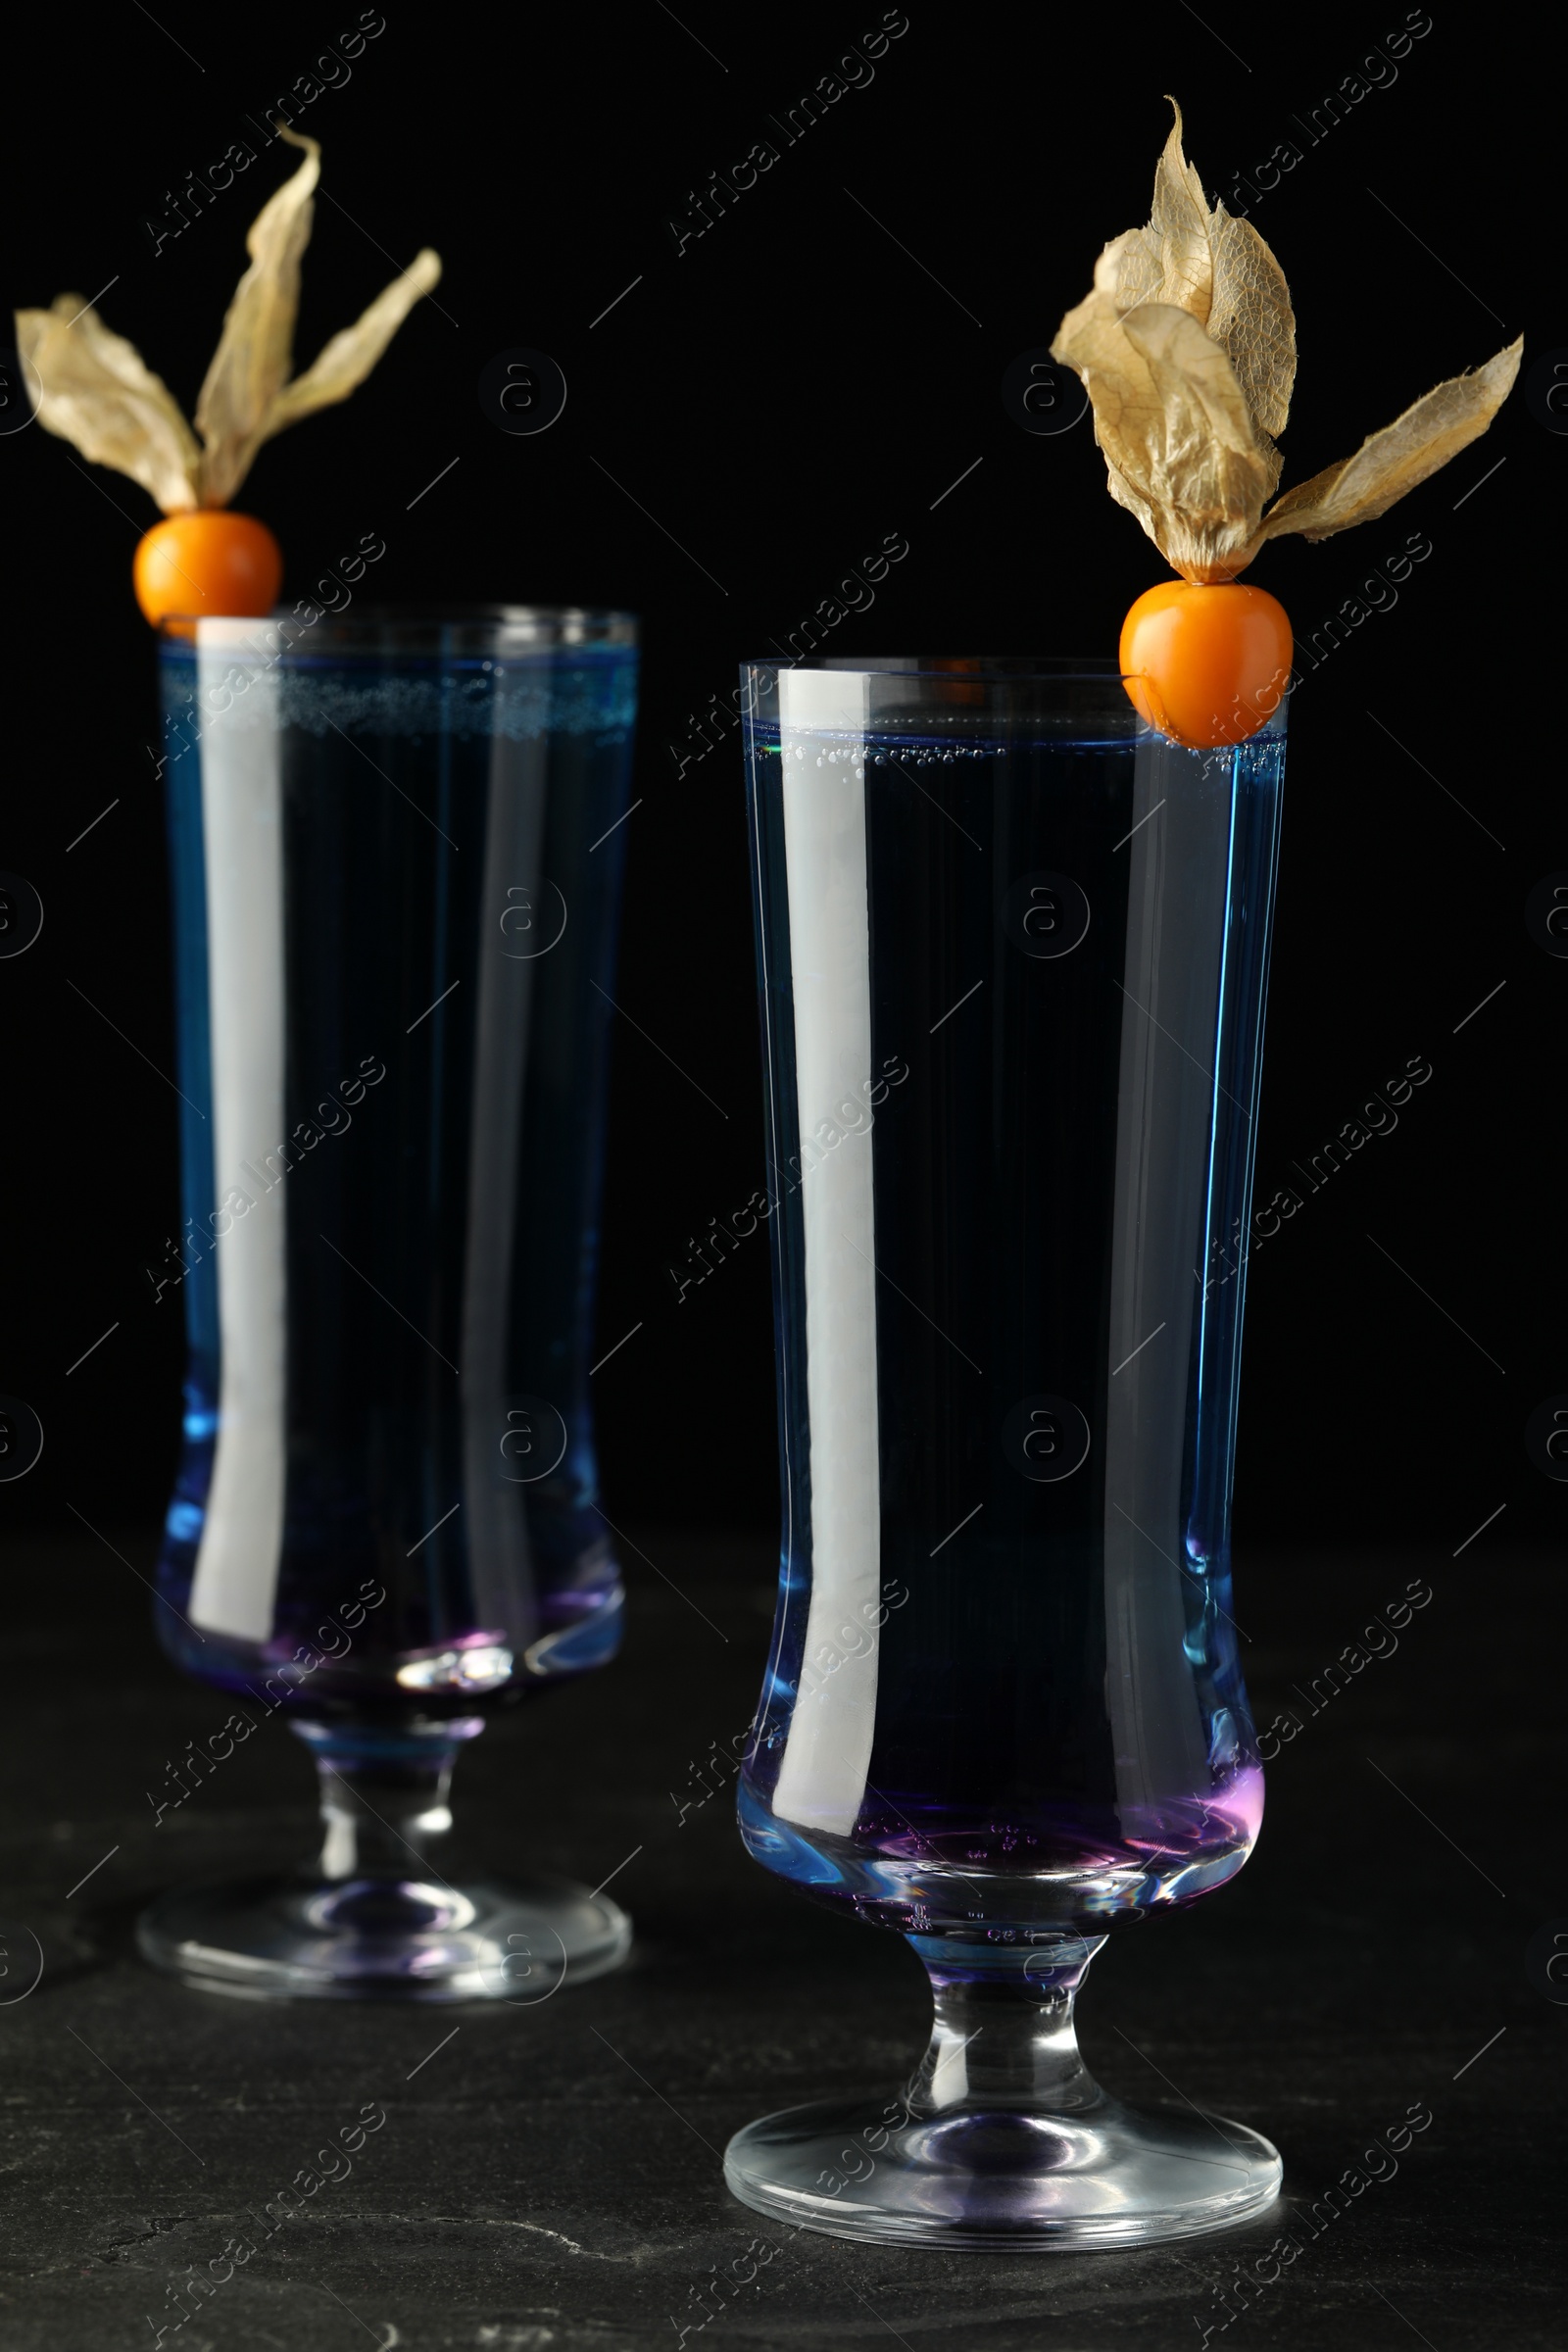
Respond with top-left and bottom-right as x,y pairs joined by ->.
724,2090 -> 1282,2251
136,1871 -> 631,2003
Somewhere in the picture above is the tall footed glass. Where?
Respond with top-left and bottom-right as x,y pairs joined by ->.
728,658 -> 1287,2245
138,608 -> 638,2000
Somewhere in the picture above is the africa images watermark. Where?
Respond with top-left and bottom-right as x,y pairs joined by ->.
662,12 -> 911,258
670,2235 -> 787,2346
152,530 -> 389,787
1219,10 -> 1435,218
1193,2098 -> 1436,2341
1200,1053 -> 1434,1303
1209,526 -> 1436,748
145,1578 -> 387,1827
668,1054 -> 910,1303
145,1055 -> 388,1305
670,1575 -> 911,1826
667,533 -> 912,783
147,2096 -> 388,2346
1256,1575 -> 1434,1759
144,13 -> 390,256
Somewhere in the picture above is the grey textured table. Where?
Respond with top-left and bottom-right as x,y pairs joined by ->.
1,1526 -> 1558,2349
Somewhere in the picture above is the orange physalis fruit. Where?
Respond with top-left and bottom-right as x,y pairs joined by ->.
1119,582 -> 1293,750
133,512 -> 283,625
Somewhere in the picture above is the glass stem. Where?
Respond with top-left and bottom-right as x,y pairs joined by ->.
905,1937 -> 1108,2117
290,1717 -> 485,1881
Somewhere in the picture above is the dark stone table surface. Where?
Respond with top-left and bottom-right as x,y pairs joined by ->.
0,1525 -> 1559,2350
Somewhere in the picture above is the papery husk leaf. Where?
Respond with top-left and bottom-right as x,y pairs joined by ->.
1122,304 -> 1267,468
1053,102 -> 1297,579
1206,204 -> 1296,441
1255,336 -> 1523,544
1095,226 -> 1163,319
1144,99 -> 1212,327
194,130 -> 320,508
1053,292 -> 1276,581
261,249 -> 442,440
15,296 -> 201,513
1091,120 -> 1213,332
1092,107 -> 1296,435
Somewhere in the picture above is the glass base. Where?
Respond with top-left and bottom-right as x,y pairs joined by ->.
724,2089 -> 1282,2251
136,1870 -> 631,2003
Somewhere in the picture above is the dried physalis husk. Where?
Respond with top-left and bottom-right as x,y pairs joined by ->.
15,129 -> 441,514
1051,102 -> 1520,582
1250,343 -> 1521,550
16,297 -> 203,512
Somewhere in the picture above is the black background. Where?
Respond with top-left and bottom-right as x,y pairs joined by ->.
3,0 -> 1563,1565
2,13 -> 1565,2348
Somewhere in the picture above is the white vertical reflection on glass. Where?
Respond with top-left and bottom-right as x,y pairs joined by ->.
460,725 -> 549,1640
189,643 -> 287,1641
772,669 -> 881,1837
1101,738 -> 1229,1814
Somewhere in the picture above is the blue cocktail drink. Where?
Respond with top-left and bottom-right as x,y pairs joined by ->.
139,609 -> 638,2001
728,658 -> 1287,2247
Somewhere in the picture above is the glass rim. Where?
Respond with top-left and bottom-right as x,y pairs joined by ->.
158,604 -> 638,653
738,655 -> 1291,742
743,655 -> 1119,680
